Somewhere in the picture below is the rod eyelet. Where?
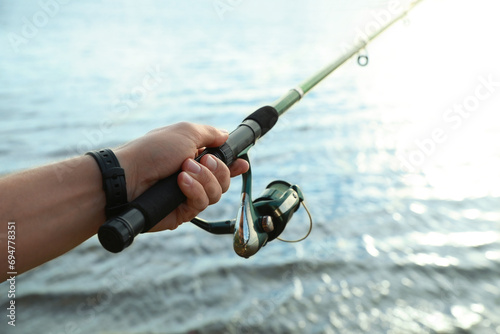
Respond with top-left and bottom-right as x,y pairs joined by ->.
357,54 -> 369,67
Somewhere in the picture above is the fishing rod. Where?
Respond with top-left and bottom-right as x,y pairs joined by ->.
98,0 -> 424,256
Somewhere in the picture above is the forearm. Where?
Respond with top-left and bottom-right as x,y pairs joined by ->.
0,155 -> 105,280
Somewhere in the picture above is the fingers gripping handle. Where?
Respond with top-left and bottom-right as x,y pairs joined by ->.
136,144 -> 235,232
98,144 -> 234,253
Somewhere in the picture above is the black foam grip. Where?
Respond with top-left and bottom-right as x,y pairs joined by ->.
244,106 -> 278,136
132,171 -> 184,232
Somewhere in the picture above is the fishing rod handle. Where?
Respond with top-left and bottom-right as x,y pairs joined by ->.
97,106 -> 278,253
98,144 -> 233,253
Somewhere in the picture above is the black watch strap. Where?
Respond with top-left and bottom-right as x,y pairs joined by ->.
86,149 -> 128,219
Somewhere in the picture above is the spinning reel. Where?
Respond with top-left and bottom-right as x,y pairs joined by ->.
191,154 -> 312,258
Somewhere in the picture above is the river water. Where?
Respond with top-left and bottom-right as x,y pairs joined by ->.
1,0 -> 500,333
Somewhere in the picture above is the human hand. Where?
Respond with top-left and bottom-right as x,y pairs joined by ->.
114,122 -> 249,231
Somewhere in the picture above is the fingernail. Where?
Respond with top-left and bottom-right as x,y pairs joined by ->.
186,159 -> 201,174
205,155 -> 217,171
219,129 -> 229,135
182,172 -> 193,186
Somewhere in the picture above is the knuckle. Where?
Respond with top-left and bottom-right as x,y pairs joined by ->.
217,161 -> 230,176
213,163 -> 230,186
178,205 -> 197,223
221,180 -> 230,193
218,174 -> 230,193
184,195 -> 208,217
196,195 -> 210,211
176,121 -> 195,131
176,122 -> 204,146
207,183 -> 222,204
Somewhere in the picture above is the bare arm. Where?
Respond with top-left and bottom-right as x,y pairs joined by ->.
0,123 -> 248,281
0,155 -> 107,278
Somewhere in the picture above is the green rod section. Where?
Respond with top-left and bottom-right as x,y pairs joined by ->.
271,0 -> 424,116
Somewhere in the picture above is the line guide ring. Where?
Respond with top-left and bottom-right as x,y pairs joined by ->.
357,54 -> 369,66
